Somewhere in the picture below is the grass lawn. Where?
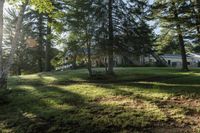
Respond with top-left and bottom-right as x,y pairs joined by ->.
1,67 -> 200,133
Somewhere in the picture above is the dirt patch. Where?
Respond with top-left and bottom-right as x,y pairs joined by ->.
93,95 -> 200,133
154,96 -> 200,132
152,127 -> 192,133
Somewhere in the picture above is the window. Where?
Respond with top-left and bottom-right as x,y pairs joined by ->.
168,60 -> 171,65
172,62 -> 177,67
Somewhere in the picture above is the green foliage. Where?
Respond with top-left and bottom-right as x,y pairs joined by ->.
30,0 -> 54,13
51,51 -> 65,68
156,32 -> 180,54
8,0 -> 54,13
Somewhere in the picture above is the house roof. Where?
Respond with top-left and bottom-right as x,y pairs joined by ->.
188,53 -> 200,58
161,53 -> 200,60
161,54 -> 182,59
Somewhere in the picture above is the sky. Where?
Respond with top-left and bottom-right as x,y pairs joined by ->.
149,0 -> 154,5
3,0 -> 155,10
3,0 -> 160,34
3,2 -> 10,10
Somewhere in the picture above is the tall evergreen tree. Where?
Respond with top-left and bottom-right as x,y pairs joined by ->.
153,0 -> 189,71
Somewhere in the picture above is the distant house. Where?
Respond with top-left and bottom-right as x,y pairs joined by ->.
92,54 -> 142,67
145,53 -> 200,68
61,49 -> 200,69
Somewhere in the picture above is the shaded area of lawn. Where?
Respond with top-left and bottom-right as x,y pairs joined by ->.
1,67 -> 200,133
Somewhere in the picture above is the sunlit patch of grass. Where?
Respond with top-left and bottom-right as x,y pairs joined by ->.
168,107 -> 186,122
0,122 -> 13,133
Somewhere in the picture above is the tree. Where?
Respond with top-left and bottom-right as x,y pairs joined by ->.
64,0 -> 95,76
173,2 -> 188,71
107,0 -> 114,74
156,31 -> 180,54
23,0 -> 63,72
45,0 -> 64,72
3,8 -> 40,75
64,32 -> 85,69
0,1 -> 28,104
0,0 -> 4,80
153,0 -> 189,71
63,0 -> 154,74
45,16 -> 52,72
0,0 -> 54,94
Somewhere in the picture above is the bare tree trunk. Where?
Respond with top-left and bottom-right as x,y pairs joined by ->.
173,3 -> 189,71
45,16 -> 52,72
108,0 -> 114,75
85,28 -> 92,76
86,41 -> 92,76
72,55 -> 77,69
17,66 -> 21,75
1,1 -> 28,89
177,29 -> 189,71
0,0 -> 5,89
38,13 -> 44,72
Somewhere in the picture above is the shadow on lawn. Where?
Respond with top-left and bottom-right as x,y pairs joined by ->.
0,83 -> 175,133
2,73 -> 200,133
92,83 -> 199,133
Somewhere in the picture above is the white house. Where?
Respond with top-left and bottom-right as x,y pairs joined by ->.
145,53 -> 200,68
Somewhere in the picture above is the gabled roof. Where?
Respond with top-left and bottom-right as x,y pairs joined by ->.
188,53 -> 200,58
161,53 -> 200,60
161,54 -> 182,59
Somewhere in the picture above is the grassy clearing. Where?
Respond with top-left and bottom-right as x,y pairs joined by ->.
1,67 -> 200,133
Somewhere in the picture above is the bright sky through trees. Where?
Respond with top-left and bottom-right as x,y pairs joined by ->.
149,0 -> 154,5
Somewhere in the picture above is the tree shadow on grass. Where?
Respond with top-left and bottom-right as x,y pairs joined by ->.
92,81 -> 200,132
0,83 -> 177,133
3,72 -> 200,133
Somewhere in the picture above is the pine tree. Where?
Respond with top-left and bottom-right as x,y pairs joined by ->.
153,0 -> 189,71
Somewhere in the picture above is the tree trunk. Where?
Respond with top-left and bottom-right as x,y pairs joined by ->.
108,0 -> 114,75
177,30 -> 189,71
86,41 -> 92,76
45,16 -> 52,72
105,58 -> 108,72
0,72 -> 8,104
1,1 -> 28,89
0,73 -> 6,89
38,13 -> 44,72
0,0 -> 4,89
173,3 -> 189,71
72,55 -> 77,69
38,58 -> 43,72
85,28 -> 92,76
17,66 -> 21,75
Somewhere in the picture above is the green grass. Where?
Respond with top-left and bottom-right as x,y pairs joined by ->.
1,67 -> 200,133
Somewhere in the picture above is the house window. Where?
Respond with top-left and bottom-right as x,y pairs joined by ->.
168,60 -> 171,65
187,62 -> 191,65
172,62 -> 177,67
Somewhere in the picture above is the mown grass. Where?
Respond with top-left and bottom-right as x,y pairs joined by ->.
1,67 -> 200,133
